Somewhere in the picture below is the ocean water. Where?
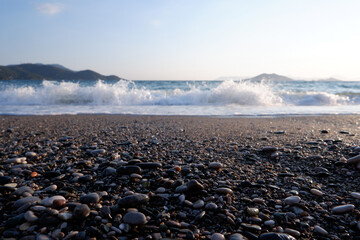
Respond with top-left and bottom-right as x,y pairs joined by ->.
1,79 -> 360,116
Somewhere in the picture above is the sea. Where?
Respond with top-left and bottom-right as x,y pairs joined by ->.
1,79 -> 360,116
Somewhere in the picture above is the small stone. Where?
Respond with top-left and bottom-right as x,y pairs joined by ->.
58,212 -> 73,221
264,220 -> 275,226
117,165 -> 142,175
310,189 -> 323,196
205,202 -> 218,210
347,155 -> 360,164
0,176 -> 12,185
24,210 -> 38,222
247,207 -> 259,216
210,233 -> 225,240
187,179 -> 204,191
73,204 -> 91,218
13,186 -> 34,196
284,196 -> 301,205
6,157 -> 27,164
284,228 -> 300,237
25,152 -> 37,158
80,193 -> 100,204
117,194 -> 149,208
215,187 -> 233,194
229,233 -> 246,240
314,225 -> 328,235
137,162 -> 162,169
259,232 -> 296,240
41,195 -> 66,207
14,196 -> 40,208
44,184 -> 57,192
350,192 -> 360,199
241,223 -> 262,232
209,162 -> 223,170
123,212 -> 147,225
193,200 -> 204,209
19,221 -> 32,231
332,204 -> 355,214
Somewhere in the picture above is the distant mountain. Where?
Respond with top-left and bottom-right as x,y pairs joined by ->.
0,64 -> 122,80
244,73 -> 294,82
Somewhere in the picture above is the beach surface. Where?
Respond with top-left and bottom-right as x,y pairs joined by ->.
1,115 -> 360,239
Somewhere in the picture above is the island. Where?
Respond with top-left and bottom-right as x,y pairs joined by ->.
0,63 -> 122,80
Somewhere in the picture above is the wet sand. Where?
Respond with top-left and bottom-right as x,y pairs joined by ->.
0,115 -> 360,239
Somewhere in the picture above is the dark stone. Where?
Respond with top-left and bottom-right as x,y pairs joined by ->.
259,233 -> 296,240
3,230 -> 20,238
0,176 -> 12,185
80,193 -> 100,204
39,214 -> 60,225
43,171 -> 60,179
74,204 -> 91,219
136,162 -> 162,169
117,194 -> 149,208
78,175 -> 93,183
5,213 -> 24,227
187,180 -> 204,191
117,165 -> 142,175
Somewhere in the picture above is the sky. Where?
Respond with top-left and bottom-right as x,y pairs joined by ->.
1,0 -> 360,80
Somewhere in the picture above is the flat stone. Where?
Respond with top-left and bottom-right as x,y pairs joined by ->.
136,162 -> 162,169
205,202 -> 218,210
6,157 -> 27,164
210,233 -> 225,240
80,193 -> 100,204
314,225 -> 328,235
247,207 -> 259,216
229,233 -> 246,240
44,184 -> 57,192
350,192 -> 360,199
25,152 -> 37,158
14,196 -> 40,208
310,189 -> 323,196
123,212 -> 147,225
13,186 -> 34,196
259,233 -> 296,240
215,187 -> 233,194
332,204 -> 355,214
347,155 -> 360,164
117,193 -> 149,208
117,165 -> 142,175
0,176 -> 12,185
284,228 -> 300,237
209,162 -> 223,169
241,223 -> 261,232
284,196 -> 301,205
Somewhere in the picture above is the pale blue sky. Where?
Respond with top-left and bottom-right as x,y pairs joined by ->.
1,0 -> 360,80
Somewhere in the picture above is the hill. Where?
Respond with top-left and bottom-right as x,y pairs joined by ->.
244,73 -> 294,81
0,64 -> 122,80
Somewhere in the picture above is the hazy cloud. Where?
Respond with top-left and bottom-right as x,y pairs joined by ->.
36,3 -> 64,15
151,19 -> 162,28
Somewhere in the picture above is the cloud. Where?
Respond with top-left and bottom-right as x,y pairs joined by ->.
36,3 -> 64,15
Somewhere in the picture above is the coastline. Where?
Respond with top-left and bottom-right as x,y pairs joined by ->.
1,114 -> 359,239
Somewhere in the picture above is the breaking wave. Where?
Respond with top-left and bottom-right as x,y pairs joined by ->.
0,80 -> 357,107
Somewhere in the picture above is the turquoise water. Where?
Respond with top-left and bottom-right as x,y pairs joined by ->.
1,79 -> 360,116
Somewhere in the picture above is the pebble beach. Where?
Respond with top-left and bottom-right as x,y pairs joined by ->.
1,114 -> 360,240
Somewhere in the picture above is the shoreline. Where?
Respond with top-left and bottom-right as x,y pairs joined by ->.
1,114 -> 359,239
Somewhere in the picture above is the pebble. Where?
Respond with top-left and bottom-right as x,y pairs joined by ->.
229,233 -> 246,240
347,154 -> 360,164
6,157 -> 27,164
314,225 -> 328,235
41,195 -> 66,207
332,204 -> 355,214
25,152 -> 37,157
117,194 -> 149,208
210,233 -> 225,240
350,192 -> 360,199
310,188 -> 323,196
284,196 -> 301,205
123,212 -> 147,225
13,186 -> 34,196
73,204 -> 91,218
284,228 -> 300,237
0,176 -> 12,185
80,192 -> 100,204
24,210 -> 38,222
209,162 -> 223,169
14,196 -> 40,208
215,187 -> 233,194
259,233 -> 296,240
193,200 -> 204,208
